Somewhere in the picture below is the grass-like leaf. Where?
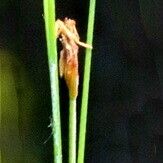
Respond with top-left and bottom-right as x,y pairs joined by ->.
43,0 -> 62,163
77,0 -> 96,162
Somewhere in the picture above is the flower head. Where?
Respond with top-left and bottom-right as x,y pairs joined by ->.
56,18 -> 92,99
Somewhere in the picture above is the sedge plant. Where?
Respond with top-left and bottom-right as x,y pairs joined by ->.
43,0 -> 96,163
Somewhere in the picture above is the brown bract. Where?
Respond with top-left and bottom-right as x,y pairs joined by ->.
56,18 -> 92,99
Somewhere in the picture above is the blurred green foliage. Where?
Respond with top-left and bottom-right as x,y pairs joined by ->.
0,51 -> 42,162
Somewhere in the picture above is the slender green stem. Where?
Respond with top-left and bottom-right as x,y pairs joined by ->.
69,99 -> 77,163
43,0 -> 62,163
77,0 -> 96,162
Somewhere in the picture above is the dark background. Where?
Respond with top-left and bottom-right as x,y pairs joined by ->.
0,0 -> 163,162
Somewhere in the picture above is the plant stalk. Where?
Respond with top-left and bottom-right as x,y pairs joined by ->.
69,99 -> 77,163
43,0 -> 62,163
77,0 -> 96,162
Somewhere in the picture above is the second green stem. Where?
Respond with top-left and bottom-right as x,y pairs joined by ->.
69,99 -> 77,163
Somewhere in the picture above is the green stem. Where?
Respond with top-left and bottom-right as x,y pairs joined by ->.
69,99 -> 77,163
77,0 -> 96,162
43,0 -> 62,163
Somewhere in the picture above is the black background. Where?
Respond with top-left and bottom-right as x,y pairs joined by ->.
0,0 -> 163,162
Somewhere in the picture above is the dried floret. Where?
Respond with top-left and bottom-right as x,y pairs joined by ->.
56,18 -> 92,99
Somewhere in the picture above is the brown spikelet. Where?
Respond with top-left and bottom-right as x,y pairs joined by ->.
56,18 -> 92,99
